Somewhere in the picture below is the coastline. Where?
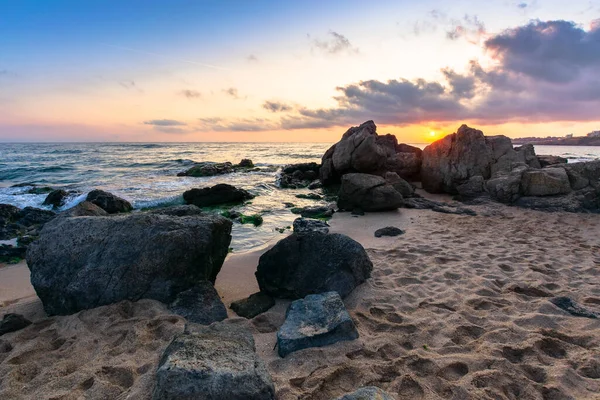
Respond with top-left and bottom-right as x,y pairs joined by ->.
2,199 -> 600,399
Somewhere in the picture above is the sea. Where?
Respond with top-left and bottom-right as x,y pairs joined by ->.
1,143 -> 599,252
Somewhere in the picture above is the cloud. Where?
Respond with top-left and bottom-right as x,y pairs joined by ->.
517,2 -> 528,8
263,101 -> 293,113
196,19 -> 600,132
223,87 -> 245,99
247,54 -> 258,62
198,117 -> 278,132
180,89 -> 201,99
119,80 -> 137,89
311,31 -> 359,55
143,119 -> 187,127
446,15 -> 486,43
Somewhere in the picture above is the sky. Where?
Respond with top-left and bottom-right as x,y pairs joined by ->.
0,0 -> 599,143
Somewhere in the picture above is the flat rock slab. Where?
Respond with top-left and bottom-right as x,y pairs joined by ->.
230,292 -> 275,319
374,227 -> 405,238
154,321 -> 275,400
277,292 -> 359,357
335,386 -> 396,400
169,282 -> 228,325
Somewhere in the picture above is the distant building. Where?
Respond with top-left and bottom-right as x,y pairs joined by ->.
588,130 -> 600,138
565,133 -> 573,138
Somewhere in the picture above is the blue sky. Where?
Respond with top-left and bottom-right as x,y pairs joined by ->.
1,0 -> 599,141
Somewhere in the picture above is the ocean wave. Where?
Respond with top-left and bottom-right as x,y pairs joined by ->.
133,195 -> 184,210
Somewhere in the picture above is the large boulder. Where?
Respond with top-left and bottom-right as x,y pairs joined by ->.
86,189 -> 133,214
384,172 -> 415,198
183,184 -> 254,207
521,168 -> 572,196
153,321 -> 275,400
538,155 -> 568,168
337,173 -> 403,211
421,125 -> 494,193
277,292 -> 359,357
256,232 -> 373,299
26,210 -> 232,315
320,121 -> 422,185
486,166 -> 528,203
230,292 -> 275,319
42,189 -> 69,208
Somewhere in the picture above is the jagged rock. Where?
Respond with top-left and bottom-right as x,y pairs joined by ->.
86,189 -> 133,214
550,297 -> 598,319
153,321 -> 275,400
0,313 -> 32,336
231,292 -> 275,319
279,163 -> 321,188
335,387 -> 396,400
521,168 -> 571,196
338,173 -> 403,211
486,166 -> 528,203
538,155 -> 568,168
290,206 -> 334,219
256,232 -> 372,299
421,125 -> 494,193
169,282 -> 228,325
42,189 -> 69,208
183,184 -> 254,207
26,209 -> 232,315
277,292 -> 359,357
384,172 -> 415,198
17,207 -> 56,227
293,218 -> 330,234
374,227 -> 404,237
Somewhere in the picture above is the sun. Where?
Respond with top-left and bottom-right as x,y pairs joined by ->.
429,131 -> 436,137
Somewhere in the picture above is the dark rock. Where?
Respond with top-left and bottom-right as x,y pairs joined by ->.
292,218 -> 330,234
237,159 -> 254,168
385,149 -> 422,181
0,204 -> 20,222
290,206 -> 334,219
26,211 -> 232,315
178,161 -> 234,177
295,193 -> 322,200
183,184 -> 254,207
0,245 -> 27,260
16,235 -> 36,247
402,197 -> 445,210
17,207 -> 56,227
86,189 -> 133,214
61,201 -> 109,217
153,321 -> 275,400
256,232 -> 372,299
148,205 -> 203,217
283,202 -> 295,208
486,166 -> 528,203
335,387 -> 395,400
0,204 -> 21,240
538,155 -> 568,168
351,208 -> 365,216
169,282 -> 228,325
456,175 -> 485,199
308,181 -> 323,190
374,227 -> 405,237
515,187 -> 600,213
521,168 -> 571,196
421,125 -> 494,193
26,186 -> 54,195
42,189 -> 69,208
277,292 -> 359,357
279,163 -> 321,188
0,314 -> 31,336
384,172 -> 415,198
549,297 -> 598,319
231,292 -> 275,319
338,173 -> 403,211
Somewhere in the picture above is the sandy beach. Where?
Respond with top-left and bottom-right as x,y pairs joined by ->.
1,197 -> 600,399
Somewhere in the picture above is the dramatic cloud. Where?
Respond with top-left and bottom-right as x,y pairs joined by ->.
263,101 -> 293,113
311,31 -> 359,55
180,89 -> 201,99
143,119 -> 187,126
197,19 -> 600,132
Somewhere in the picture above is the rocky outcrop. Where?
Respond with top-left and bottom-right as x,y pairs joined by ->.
169,282 -> 228,325
292,218 -> 330,234
521,168 -> 571,196
337,173 -> 403,211
279,163 -> 320,188
486,165 -> 528,204
153,321 -> 275,400
256,232 -> 372,299
538,155 -> 568,168
0,205 -> 55,241
320,121 -> 423,185
384,172 -> 415,198
277,292 -> 359,357
26,209 -> 232,315
183,184 -> 254,207
230,292 -> 275,319
86,189 -> 133,214
177,159 -> 256,177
